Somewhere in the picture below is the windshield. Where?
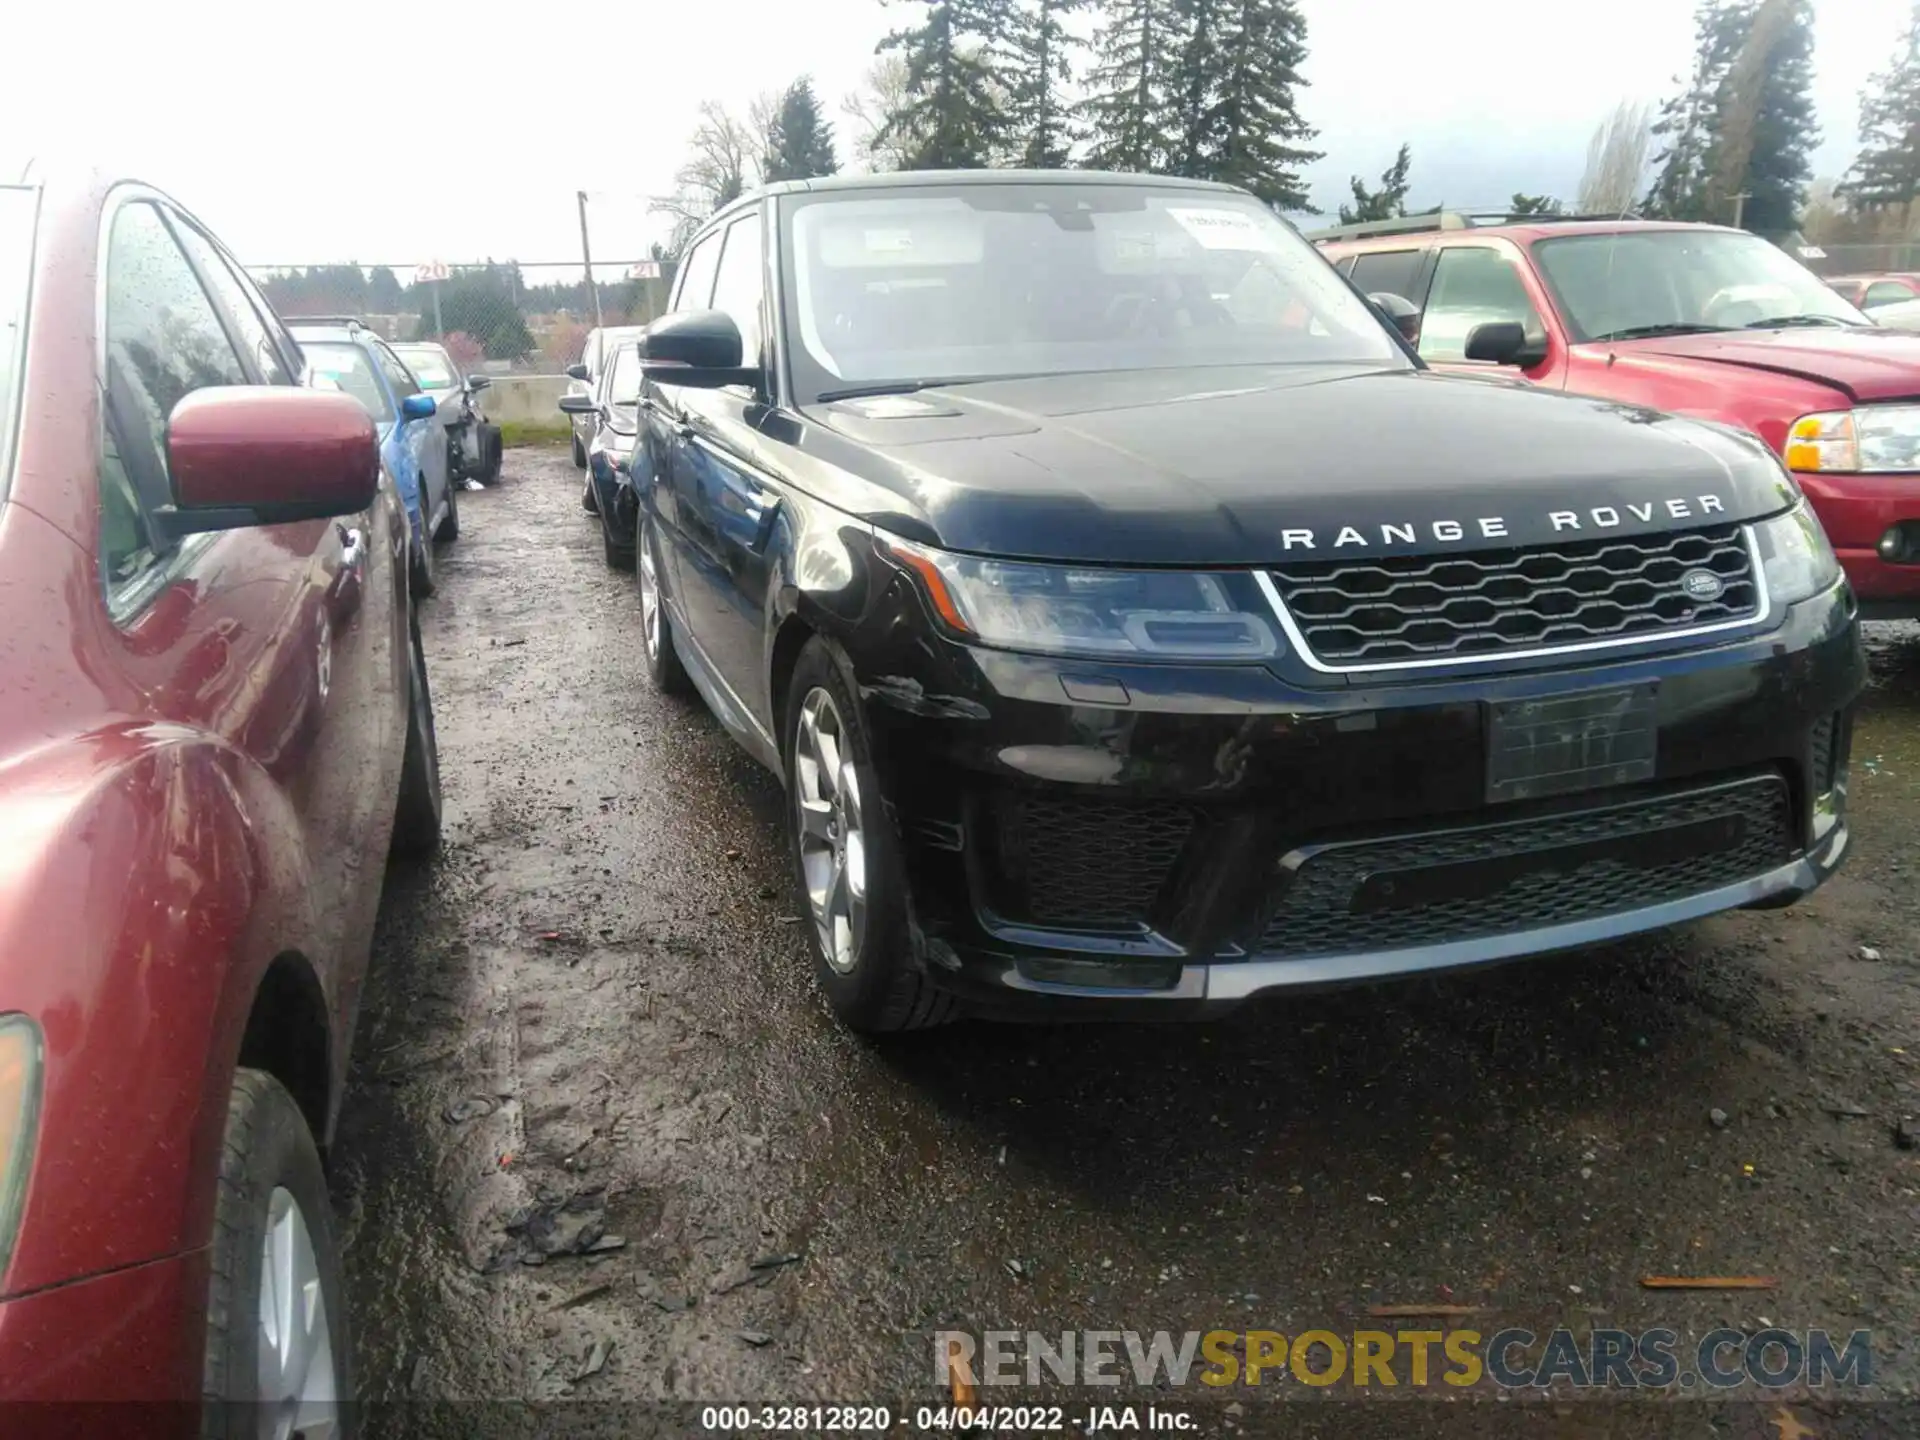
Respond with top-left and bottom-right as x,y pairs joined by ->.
0,187 -> 35,499
1535,229 -> 1868,341
300,340 -> 394,423
779,182 -> 1402,401
607,344 -> 641,405
395,347 -> 456,388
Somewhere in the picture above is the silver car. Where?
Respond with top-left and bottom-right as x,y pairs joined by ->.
565,324 -> 647,471
393,342 -> 502,487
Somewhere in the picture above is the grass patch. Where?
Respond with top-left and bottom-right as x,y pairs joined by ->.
498,420 -> 571,447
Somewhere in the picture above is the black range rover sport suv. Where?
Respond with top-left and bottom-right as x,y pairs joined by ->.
629,170 -> 1864,1032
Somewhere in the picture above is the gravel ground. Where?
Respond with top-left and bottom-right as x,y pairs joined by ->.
330,448 -> 1920,1438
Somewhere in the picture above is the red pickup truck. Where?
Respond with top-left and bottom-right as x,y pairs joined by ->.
1315,216 -> 1920,618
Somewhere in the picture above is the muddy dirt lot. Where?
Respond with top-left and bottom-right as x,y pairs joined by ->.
332,449 -> 1919,1437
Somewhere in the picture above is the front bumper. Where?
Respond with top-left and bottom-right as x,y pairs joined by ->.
1797,471 -> 1920,615
854,580 -> 1864,1018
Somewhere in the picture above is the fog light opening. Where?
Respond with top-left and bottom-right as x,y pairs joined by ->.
1878,524 -> 1920,565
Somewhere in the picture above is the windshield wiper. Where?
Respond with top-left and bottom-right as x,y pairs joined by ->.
1742,314 -> 1858,329
1590,322 -> 1732,341
815,381 -> 941,403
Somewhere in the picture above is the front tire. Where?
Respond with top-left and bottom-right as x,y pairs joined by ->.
571,431 -> 587,470
784,637 -> 955,1033
390,613 -> 443,859
200,1070 -> 351,1440
409,536 -> 437,599
637,513 -> 691,697
435,476 -> 459,543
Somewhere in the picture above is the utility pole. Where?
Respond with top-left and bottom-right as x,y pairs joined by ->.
1731,191 -> 1751,230
576,190 -> 603,328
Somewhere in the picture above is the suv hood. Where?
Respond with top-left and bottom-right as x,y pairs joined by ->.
1627,325 -> 1920,404
807,366 -> 1797,566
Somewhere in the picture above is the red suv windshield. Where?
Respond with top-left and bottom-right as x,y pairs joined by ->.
1535,229 -> 1867,342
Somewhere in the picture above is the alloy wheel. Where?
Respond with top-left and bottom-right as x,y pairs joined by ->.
639,529 -> 662,661
256,1186 -> 338,1440
794,687 -> 867,974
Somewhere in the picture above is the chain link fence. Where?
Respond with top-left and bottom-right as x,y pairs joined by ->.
247,261 -> 678,375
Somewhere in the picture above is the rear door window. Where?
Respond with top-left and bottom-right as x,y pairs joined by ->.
1348,249 -> 1426,304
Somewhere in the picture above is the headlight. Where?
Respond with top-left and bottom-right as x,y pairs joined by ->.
1752,504 -> 1841,605
0,1015 -> 43,1283
880,536 -> 1282,660
1785,406 -> 1920,473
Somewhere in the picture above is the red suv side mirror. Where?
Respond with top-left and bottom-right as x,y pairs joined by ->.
159,387 -> 381,536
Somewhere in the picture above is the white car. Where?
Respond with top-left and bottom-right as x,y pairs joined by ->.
393,341 -> 502,487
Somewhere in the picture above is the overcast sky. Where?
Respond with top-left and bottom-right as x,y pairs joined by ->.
4,0 -> 1906,273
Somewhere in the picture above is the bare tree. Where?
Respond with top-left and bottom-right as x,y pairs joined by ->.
748,88 -> 783,181
841,54 -> 918,173
1577,100 -> 1654,215
651,100 -> 758,253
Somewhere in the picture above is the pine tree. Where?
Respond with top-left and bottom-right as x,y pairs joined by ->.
1509,193 -> 1564,216
1081,0 -> 1181,172
877,0 -> 1014,169
1700,0 -> 1816,234
1003,0 -> 1085,167
1840,2 -> 1920,214
1188,0 -> 1320,207
765,78 -> 840,181
1166,0 -> 1220,178
1644,1 -> 1751,220
1338,144 -> 1412,224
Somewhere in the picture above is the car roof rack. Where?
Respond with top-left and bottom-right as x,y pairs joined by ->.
1302,210 -> 1645,243
285,315 -> 366,328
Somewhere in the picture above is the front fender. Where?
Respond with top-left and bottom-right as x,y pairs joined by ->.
0,726 -> 323,1297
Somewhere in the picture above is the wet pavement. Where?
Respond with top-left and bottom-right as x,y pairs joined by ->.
332,448 -> 1920,1436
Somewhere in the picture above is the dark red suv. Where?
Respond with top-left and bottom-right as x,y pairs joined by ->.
1316,215 -> 1920,618
0,169 -> 441,1424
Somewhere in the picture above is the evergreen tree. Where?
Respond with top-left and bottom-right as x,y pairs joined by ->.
1004,0 -> 1085,167
1081,0 -> 1181,172
878,0 -> 1014,169
1186,0 -> 1320,207
1166,0 -> 1221,178
368,266 -> 404,313
1339,144 -> 1412,224
1840,2 -> 1920,214
1509,193 -> 1564,216
1700,0 -> 1816,235
1644,1 -> 1750,220
765,78 -> 840,181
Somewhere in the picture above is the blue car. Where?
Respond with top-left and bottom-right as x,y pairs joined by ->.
289,317 -> 451,596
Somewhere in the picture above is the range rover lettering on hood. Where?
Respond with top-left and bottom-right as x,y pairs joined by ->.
1280,493 -> 1729,551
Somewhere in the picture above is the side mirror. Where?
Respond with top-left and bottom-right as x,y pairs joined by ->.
1367,292 -> 1421,344
401,393 -> 437,421
1464,320 -> 1549,368
558,394 -> 598,415
639,309 -> 758,389
158,387 -> 379,537
466,375 -> 491,392
566,363 -> 590,382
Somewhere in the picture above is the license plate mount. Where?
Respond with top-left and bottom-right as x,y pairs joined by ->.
1485,684 -> 1658,804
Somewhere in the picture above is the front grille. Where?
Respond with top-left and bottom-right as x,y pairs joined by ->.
1258,775 -> 1792,957
1809,714 -> 1838,795
993,793 -> 1196,928
1269,524 -> 1759,667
